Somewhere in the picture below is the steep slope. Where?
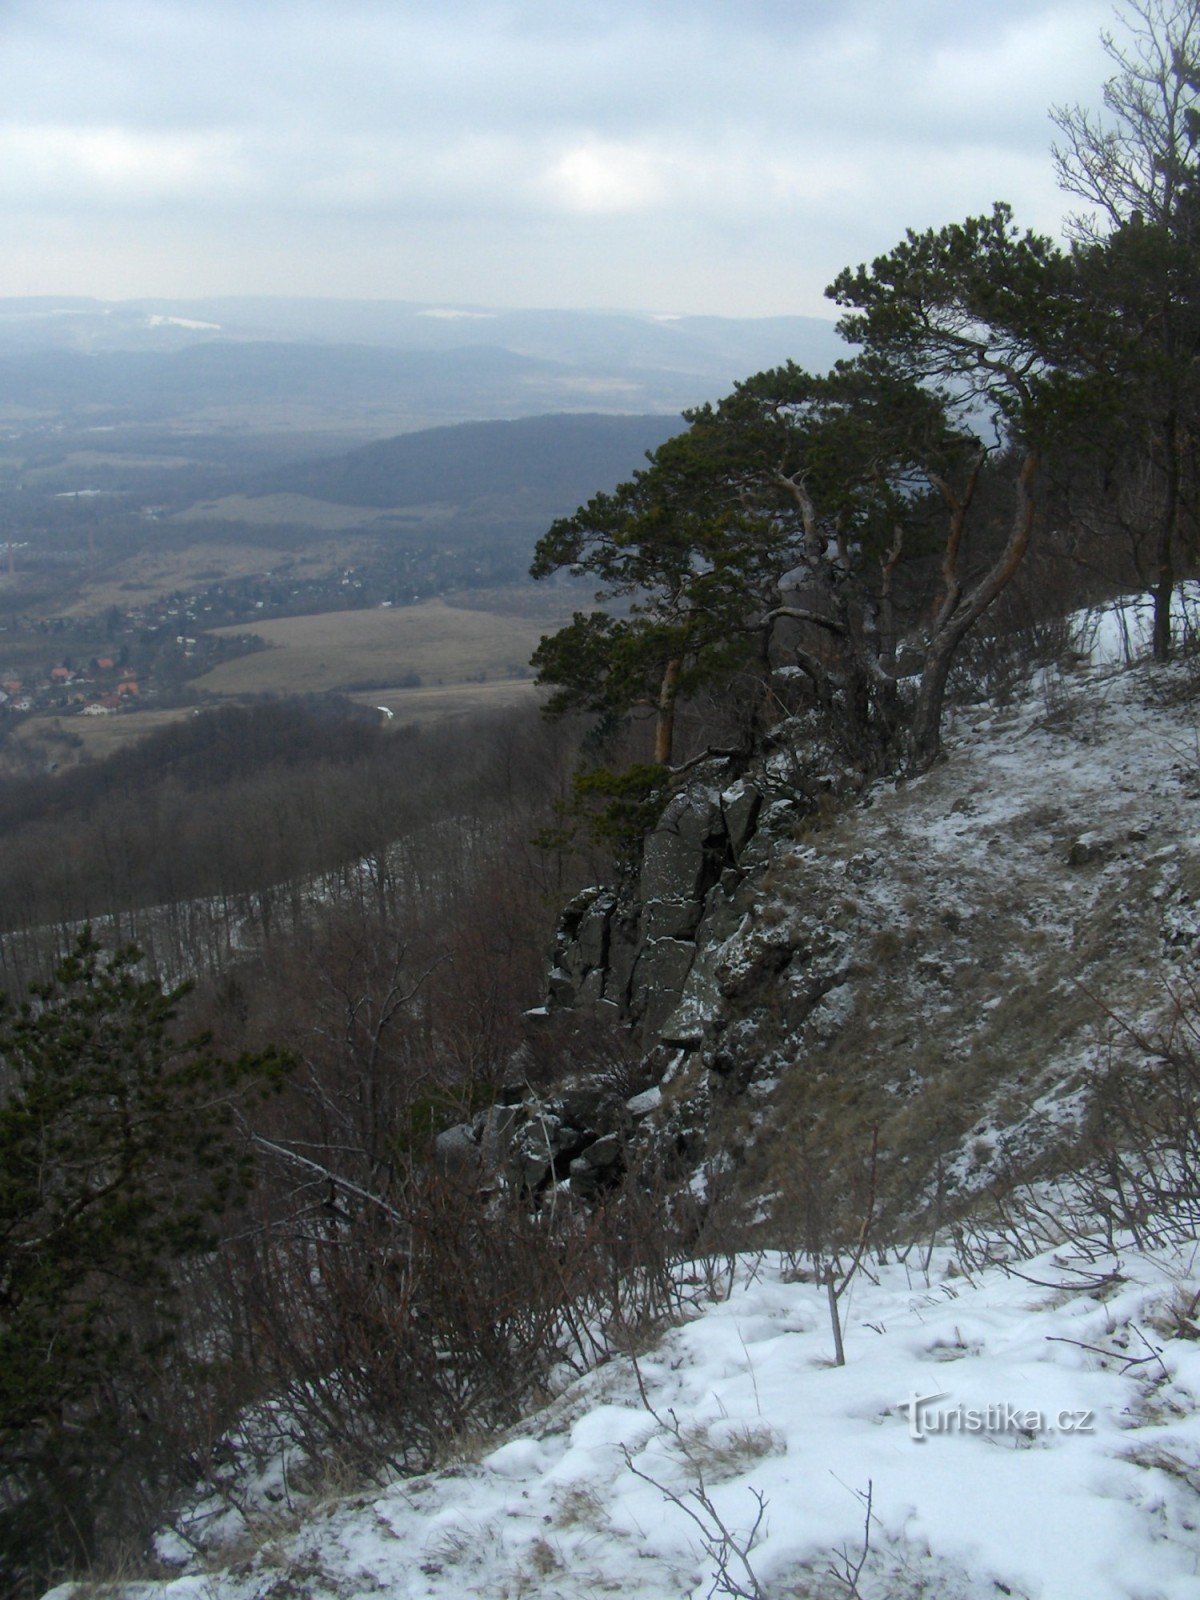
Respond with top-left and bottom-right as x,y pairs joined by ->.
71,1243 -> 1200,1600
38,604 -> 1200,1600
514,599 -> 1200,1238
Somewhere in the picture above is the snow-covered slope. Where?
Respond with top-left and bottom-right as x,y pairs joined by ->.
61,1238 -> 1200,1600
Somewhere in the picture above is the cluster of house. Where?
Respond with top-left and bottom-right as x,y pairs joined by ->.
0,657 -> 141,716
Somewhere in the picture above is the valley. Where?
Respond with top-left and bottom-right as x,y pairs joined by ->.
0,401 -> 685,771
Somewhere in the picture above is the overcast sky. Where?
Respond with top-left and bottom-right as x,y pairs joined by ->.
0,0 -> 1119,318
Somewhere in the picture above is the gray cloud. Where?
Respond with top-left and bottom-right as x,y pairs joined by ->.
0,0 -> 1116,313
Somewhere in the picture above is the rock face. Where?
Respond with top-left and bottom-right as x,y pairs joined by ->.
433,1071 -> 665,1201
542,726 -> 859,1055
545,767 -> 770,1038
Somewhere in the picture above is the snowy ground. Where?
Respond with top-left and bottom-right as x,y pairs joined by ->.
57,1236 -> 1200,1600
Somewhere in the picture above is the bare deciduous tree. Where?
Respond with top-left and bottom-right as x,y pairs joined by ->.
1052,0 -> 1200,659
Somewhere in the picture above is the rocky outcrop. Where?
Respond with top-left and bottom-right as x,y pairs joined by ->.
525,654 -> 1200,1228
541,717 -> 866,1050
433,1071 -> 666,1200
544,768 -> 771,1038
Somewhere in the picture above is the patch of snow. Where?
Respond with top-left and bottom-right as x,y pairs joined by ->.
1072,581 -> 1200,667
146,315 -> 221,331
417,308 -> 497,320
107,1241 -> 1200,1600
626,1085 -> 662,1116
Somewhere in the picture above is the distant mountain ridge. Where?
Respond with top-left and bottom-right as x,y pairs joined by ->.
0,296 -> 844,429
0,341 -> 562,422
0,294 -> 843,367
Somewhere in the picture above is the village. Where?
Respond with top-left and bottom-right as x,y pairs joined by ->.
0,589 -> 264,720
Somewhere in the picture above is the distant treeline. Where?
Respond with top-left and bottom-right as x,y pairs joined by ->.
0,696 -> 596,991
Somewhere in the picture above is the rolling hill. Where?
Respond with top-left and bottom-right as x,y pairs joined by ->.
257,411 -> 682,509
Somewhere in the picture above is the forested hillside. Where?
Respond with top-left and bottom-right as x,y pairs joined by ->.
260,412 -> 681,508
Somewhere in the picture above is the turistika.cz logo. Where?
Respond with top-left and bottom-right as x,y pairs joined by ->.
895,1390 -> 1095,1442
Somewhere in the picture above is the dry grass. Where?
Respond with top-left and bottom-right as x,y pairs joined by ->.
673,1420 -> 786,1482
349,678 -> 543,723
704,753 -> 1190,1249
4,707 -> 196,772
196,598 -> 567,697
58,538 -> 367,617
171,493 -> 422,531
552,1483 -> 609,1529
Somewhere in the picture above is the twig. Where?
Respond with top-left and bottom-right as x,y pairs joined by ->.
826,1478 -> 874,1598
622,1443 -> 768,1600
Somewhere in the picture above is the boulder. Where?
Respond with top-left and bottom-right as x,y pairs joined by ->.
568,1133 -> 624,1199
721,782 -> 763,859
434,1122 -> 479,1175
1068,832 -> 1108,866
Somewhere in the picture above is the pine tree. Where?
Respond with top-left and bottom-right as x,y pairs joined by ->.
0,932 -> 286,1592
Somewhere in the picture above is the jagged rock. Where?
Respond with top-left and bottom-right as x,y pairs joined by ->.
626,1085 -> 662,1117
658,913 -> 742,1043
557,884 -> 606,939
582,1132 -> 623,1167
697,882 -> 748,948
576,968 -> 608,1007
540,753 -> 769,1039
575,890 -> 616,970
658,999 -> 710,1047
632,937 -> 698,1032
638,790 -> 724,906
555,1083 -> 613,1130
605,908 -> 641,1008
642,896 -> 704,942
514,1148 -> 552,1190
715,920 -> 799,1000
506,1111 -> 593,1192
546,965 -> 577,1006
721,782 -> 763,859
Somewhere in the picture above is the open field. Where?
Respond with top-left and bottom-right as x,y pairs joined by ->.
349,677 -> 542,723
4,706 -> 195,773
0,588 -> 571,775
195,596 -> 567,697
442,581 -> 593,619
170,493 -> 437,531
1,676 -> 547,777
25,450 -> 199,477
